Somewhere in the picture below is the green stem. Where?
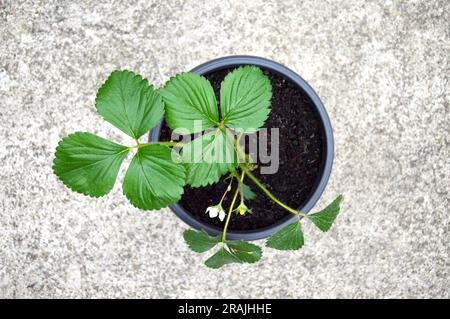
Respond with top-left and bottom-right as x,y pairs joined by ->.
127,141 -> 180,150
240,164 -> 306,217
229,170 -> 245,205
225,129 -> 248,164
222,188 -> 240,243
218,176 -> 234,205
229,131 -> 305,217
238,171 -> 245,204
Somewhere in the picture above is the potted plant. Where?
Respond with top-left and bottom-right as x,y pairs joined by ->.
53,55 -> 342,268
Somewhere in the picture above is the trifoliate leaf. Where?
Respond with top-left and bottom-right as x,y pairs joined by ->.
266,221 -> 304,250
123,144 -> 185,210
220,66 -> 272,133
183,229 -> 220,253
227,240 -> 262,263
205,248 -> 242,269
53,132 -> 129,197
307,195 -> 343,232
96,70 -> 164,139
181,129 -> 238,187
242,183 -> 256,200
159,72 -> 219,134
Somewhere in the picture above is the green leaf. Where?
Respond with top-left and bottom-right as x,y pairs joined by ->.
242,183 -> 256,200
266,221 -> 304,250
205,241 -> 262,268
96,70 -> 164,139
227,240 -> 262,263
220,66 -> 272,133
183,229 -> 220,253
205,248 -> 242,269
307,195 -> 343,232
159,72 -> 219,134
181,129 -> 238,187
123,144 -> 185,210
53,132 -> 129,197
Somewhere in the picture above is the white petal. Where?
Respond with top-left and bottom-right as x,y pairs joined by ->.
218,210 -> 226,221
208,207 -> 218,218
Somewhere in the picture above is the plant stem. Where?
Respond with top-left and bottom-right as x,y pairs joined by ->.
225,129 -> 248,164
127,141 -> 180,150
238,171 -> 245,204
222,188 -> 239,242
218,176 -> 234,205
229,131 -> 306,217
239,164 -> 306,217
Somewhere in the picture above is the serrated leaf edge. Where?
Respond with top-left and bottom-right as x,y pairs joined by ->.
122,145 -> 186,211
52,132 -> 129,198
307,195 -> 343,232
220,66 -> 272,132
266,221 -> 305,251
95,70 -> 161,139
204,247 -> 243,269
183,229 -> 220,253
159,72 -> 220,132
227,241 -> 263,264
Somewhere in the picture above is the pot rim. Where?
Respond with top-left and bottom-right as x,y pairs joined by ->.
149,55 -> 334,240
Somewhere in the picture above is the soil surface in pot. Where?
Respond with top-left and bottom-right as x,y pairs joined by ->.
159,67 -> 324,231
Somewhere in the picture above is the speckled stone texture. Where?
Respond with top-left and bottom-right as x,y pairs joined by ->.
0,0 -> 448,299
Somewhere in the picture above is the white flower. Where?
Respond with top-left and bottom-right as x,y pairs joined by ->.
206,206 -> 219,218
206,204 -> 226,221
218,209 -> 226,221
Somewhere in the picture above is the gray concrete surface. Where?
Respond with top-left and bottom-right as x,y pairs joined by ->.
0,0 -> 449,298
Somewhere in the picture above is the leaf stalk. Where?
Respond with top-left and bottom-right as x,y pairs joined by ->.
127,141 -> 180,150
221,187 -> 240,243
239,164 -> 306,218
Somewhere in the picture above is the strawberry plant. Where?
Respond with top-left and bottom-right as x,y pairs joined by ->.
53,67 -> 342,268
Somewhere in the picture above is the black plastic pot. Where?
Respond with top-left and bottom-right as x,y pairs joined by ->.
149,55 -> 334,240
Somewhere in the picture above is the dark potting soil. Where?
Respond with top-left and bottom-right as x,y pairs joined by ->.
159,67 -> 324,231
